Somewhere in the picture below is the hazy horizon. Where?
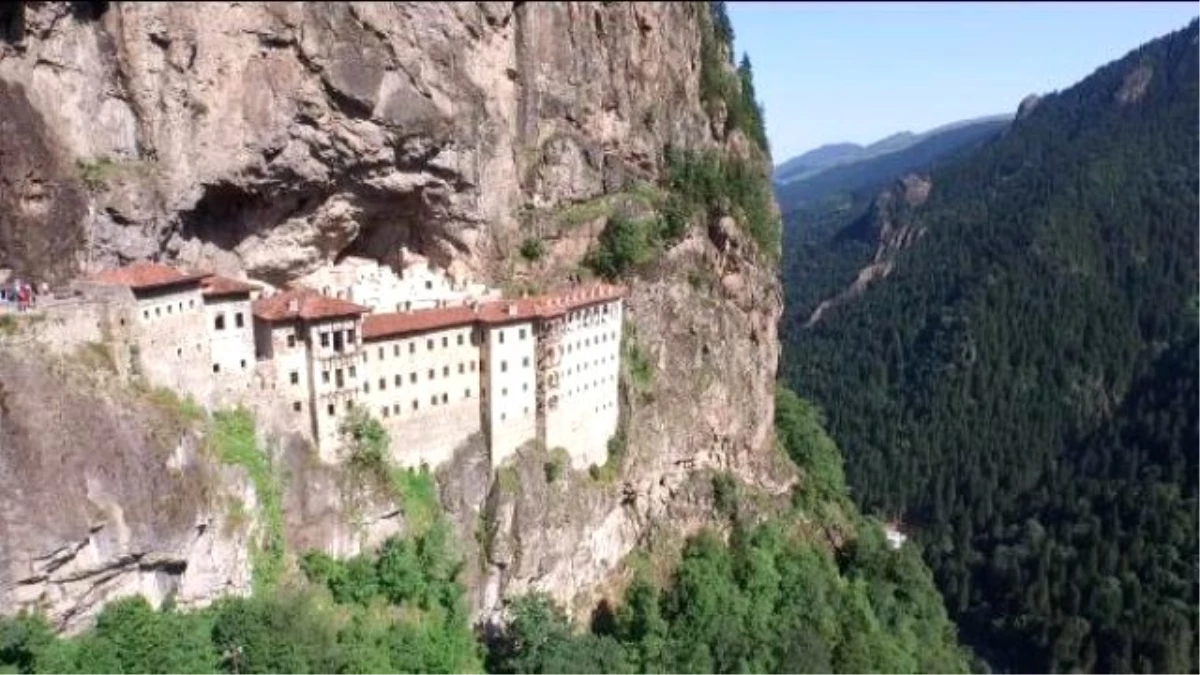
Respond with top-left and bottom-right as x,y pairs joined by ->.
728,2 -> 1200,162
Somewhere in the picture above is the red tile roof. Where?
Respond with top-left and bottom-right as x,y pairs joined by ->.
362,283 -> 627,341
200,275 -> 261,298
87,262 -> 207,291
252,287 -> 370,322
362,305 -> 480,340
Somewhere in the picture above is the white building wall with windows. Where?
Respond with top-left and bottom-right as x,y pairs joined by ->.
308,318 -> 363,460
544,299 -> 623,468
483,319 -> 538,466
205,296 -> 256,407
261,321 -> 315,444
298,255 -> 498,314
130,285 -> 214,406
362,325 -> 483,469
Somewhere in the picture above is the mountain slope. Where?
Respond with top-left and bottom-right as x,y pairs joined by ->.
777,115 -> 1012,350
772,114 -> 1011,187
782,19 -> 1199,673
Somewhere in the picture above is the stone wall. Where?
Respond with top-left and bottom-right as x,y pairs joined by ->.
205,295 -> 256,408
262,321 -> 314,444
129,285 -> 213,404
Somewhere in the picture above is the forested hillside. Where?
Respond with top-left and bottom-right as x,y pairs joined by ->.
781,19 -> 1199,673
776,115 -> 1011,348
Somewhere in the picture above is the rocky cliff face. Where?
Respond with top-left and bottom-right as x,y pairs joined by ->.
0,1 -> 787,629
804,174 -> 929,328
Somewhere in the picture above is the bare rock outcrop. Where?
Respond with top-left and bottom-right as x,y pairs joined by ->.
0,346 -> 254,633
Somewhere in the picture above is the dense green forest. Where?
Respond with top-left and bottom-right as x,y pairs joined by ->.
781,19 -> 1199,673
0,387 -> 971,674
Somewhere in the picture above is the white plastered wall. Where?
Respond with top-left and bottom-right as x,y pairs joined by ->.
362,324 -> 483,469
544,299 -> 623,469
307,317 -> 363,461
483,319 -> 537,466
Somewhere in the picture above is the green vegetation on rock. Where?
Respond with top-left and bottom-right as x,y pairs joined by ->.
341,407 -> 441,536
0,385 -> 969,675
208,409 -> 284,592
485,386 -> 971,675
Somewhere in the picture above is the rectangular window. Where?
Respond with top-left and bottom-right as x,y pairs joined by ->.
235,313 -> 244,328
523,357 -> 530,367
413,400 -> 419,411
143,310 -> 149,319
382,407 -> 389,418
378,347 -> 384,360
321,332 -> 330,348
499,330 -> 505,344
470,360 -> 476,372
465,388 -> 471,398
409,342 -> 416,354
336,369 -> 344,388
427,338 -> 434,350
214,314 -> 225,330
322,371 -> 330,384
441,336 -> 448,348
392,404 -> 399,415
519,328 -> 526,340
431,395 -> 438,406
328,404 -> 336,416
293,401 -> 302,412
289,371 -> 299,385
441,393 -> 448,404
457,334 -> 464,346
395,375 -> 402,386
349,366 -> 356,378
363,351 -> 368,363
212,363 -> 220,373
394,345 -> 400,357
379,378 -> 386,390
347,329 -> 356,345
501,361 -> 507,373
410,373 -> 417,384
428,369 -> 435,380
458,363 -> 465,374
443,366 -> 449,377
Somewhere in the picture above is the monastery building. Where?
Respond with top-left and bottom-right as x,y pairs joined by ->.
72,259 -> 625,472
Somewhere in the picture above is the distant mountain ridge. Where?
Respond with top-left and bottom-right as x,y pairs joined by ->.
773,113 -> 1012,185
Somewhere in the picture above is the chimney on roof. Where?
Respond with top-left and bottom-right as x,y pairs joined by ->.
507,302 -> 517,317
287,298 -> 300,314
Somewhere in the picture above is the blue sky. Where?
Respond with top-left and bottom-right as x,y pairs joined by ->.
727,2 -> 1199,162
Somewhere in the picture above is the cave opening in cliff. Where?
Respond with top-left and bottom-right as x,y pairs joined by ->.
178,182 -> 293,253
337,192 -> 454,274
68,1 -> 109,21
179,180 -> 451,285
0,2 -> 24,44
